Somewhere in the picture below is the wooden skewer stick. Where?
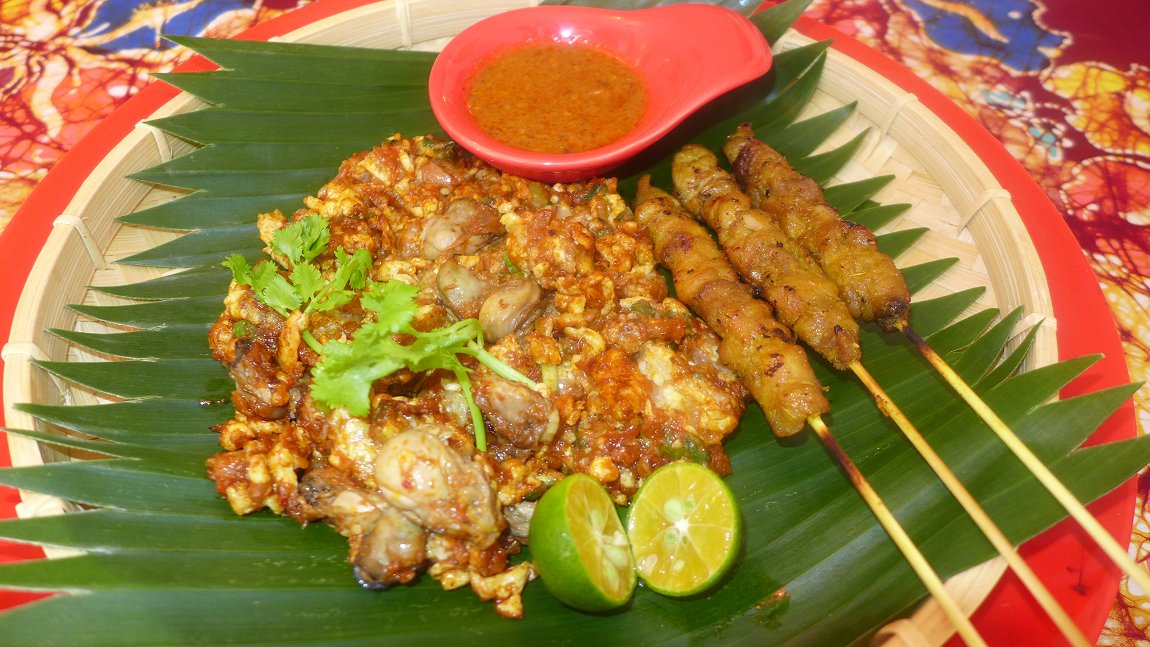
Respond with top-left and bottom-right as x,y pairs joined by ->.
808,415 -> 988,647
901,324 -> 1150,598
850,362 -> 1090,647
715,126 -> 1115,637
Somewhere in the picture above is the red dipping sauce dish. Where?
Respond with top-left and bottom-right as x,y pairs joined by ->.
428,4 -> 773,182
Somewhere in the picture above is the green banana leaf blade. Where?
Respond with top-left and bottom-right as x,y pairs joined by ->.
2,315 -> 1145,645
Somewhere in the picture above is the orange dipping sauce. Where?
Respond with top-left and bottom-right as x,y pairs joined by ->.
465,43 -> 648,155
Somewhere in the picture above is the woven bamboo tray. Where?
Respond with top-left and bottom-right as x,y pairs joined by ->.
1,1 -> 1058,645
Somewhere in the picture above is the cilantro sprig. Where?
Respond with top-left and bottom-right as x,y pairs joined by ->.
222,216 -> 535,451
309,280 -> 536,451
223,215 -> 371,318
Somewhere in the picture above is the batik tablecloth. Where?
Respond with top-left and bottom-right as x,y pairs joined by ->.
1,0 -> 1147,643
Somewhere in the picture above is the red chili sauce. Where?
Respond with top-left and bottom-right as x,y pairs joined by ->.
465,43 -> 648,154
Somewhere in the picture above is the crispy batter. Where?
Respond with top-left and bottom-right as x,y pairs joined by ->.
671,144 -> 861,370
724,124 -> 911,331
634,177 -> 829,437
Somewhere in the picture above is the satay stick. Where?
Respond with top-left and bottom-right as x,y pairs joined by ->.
678,140 -> 1084,643
808,414 -> 987,647
637,177 -> 982,643
726,125 -> 1140,629
850,361 -> 1090,646
902,324 -> 1150,599
722,126 -> 1129,636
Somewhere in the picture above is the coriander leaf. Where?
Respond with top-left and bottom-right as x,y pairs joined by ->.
290,263 -> 324,304
224,254 -> 302,317
360,280 -> 420,332
309,278 -> 538,451
309,338 -> 407,416
310,291 -> 357,314
339,247 -> 372,290
222,254 -> 253,284
407,324 -> 478,374
251,261 -> 302,316
226,214 -> 373,319
310,247 -> 372,313
312,328 -> 428,417
272,214 -> 329,265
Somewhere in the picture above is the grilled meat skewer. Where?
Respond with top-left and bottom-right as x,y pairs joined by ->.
717,125 -> 1101,643
671,144 -> 861,370
724,124 -> 911,331
633,177 -> 829,437
634,177 -> 991,644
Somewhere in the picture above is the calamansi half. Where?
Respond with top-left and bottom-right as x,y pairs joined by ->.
625,461 -> 741,597
529,473 -> 636,612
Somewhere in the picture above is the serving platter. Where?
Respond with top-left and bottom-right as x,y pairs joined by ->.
0,0 -> 1139,644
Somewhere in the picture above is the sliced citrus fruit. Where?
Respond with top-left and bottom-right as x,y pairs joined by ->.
529,473 -> 636,612
625,461 -> 741,597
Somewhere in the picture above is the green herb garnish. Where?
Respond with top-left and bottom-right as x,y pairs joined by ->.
659,433 -> 709,464
309,280 -> 536,451
222,215 -> 371,318
232,320 -> 255,339
223,217 -> 535,450
628,300 -> 658,317
503,253 -> 525,279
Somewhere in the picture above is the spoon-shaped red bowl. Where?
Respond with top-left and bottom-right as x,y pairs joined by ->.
428,4 -> 773,182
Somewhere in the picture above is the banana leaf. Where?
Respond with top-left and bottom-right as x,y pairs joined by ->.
2,1 -> 1147,645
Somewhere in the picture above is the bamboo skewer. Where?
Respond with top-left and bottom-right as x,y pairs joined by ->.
808,415 -> 988,647
633,179 -> 988,643
719,122 -> 1144,640
902,325 -> 1150,599
690,130 -> 1098,644
645,150 -> 1105,645
850,361 -> 1091,647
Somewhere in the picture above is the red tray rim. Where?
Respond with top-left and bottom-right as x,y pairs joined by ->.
0,3 -> 1136,644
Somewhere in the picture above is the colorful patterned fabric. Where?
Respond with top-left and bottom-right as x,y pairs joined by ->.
1,0 -> 1146,643
0,0 -> 306,229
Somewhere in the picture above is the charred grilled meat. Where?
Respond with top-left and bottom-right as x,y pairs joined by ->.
671,144 -> 861,370
634,177 -> 828,437
724,124 -> 911,331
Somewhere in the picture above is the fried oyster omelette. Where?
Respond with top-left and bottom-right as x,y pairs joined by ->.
206,135 -> 747,617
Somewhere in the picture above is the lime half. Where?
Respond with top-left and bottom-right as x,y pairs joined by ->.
529,473 -> 636,612
626,461 -> 741,597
